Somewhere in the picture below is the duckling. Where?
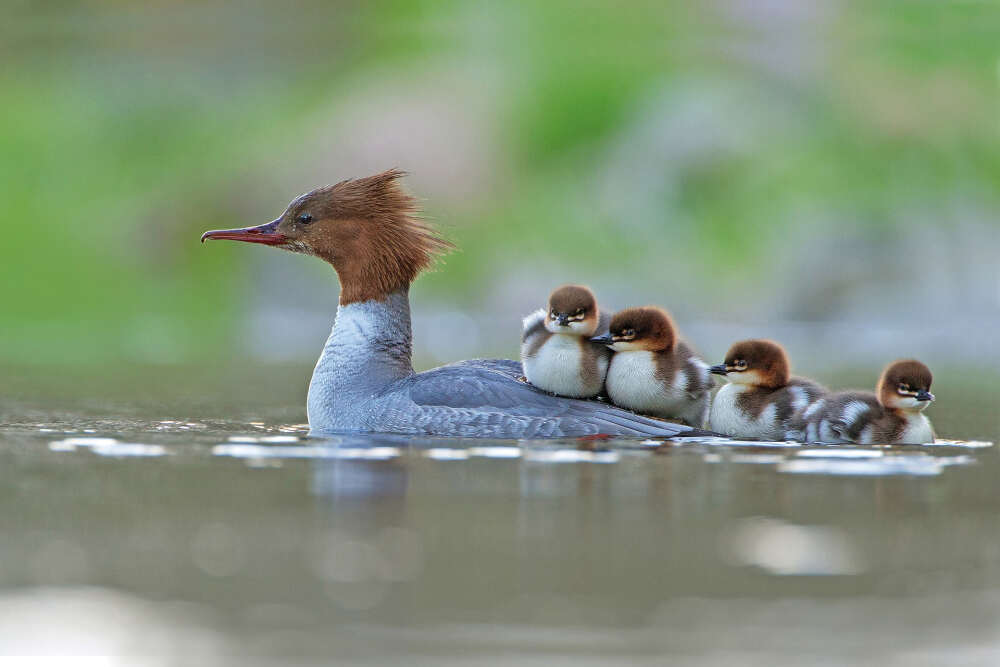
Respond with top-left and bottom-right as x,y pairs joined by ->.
708,339 -> 826,440
799,359 -> 936,444
591,306 -> 710,427
521,285 -> 611,398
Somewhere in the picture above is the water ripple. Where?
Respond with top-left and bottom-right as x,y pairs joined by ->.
49,437 -> 167,458
33,423 -> 992,477
212,444 -> 401,460
778,453 -> 975,477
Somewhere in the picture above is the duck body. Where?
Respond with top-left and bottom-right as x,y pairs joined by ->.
306,291 -> 704,438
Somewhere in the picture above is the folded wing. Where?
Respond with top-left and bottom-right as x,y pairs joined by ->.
379,359 -> 705,438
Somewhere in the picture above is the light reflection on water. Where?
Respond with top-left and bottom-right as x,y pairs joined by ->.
44,431 -> 987,477
0,413 -> 997,663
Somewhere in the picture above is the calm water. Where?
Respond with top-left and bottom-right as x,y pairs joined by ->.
1,365 -> 999,664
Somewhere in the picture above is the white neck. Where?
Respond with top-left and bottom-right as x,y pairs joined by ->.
306,289 -> 415,432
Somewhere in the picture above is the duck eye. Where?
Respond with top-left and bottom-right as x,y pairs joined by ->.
575,309 -> 584,316
734,360 -> 748,370
297,213 -> 313,224
898,383 -> 910,393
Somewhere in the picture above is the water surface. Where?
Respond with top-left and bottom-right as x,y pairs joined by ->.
1,366 -> 998,664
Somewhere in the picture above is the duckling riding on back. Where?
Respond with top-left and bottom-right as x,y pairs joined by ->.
521,285 -> 611,399
592,306 -> 712,427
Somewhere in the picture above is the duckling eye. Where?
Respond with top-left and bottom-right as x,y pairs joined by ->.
297,213 -> 313,224
622,328 -> 635,338
898,383 -> 910,393
574,309 -> 584,316
734,360 -> 748,370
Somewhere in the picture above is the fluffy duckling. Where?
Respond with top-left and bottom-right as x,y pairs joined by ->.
708,339 -> 826,440
799,359 -> 936,444
521,285 -> 611,398
591,306 -> 710,426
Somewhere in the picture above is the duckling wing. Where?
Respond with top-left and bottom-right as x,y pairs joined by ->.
521,309 -> 547,343
816,392 -> 881,443
381,359 -> 703,438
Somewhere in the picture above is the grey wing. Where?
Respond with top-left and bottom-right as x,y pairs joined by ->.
379,359 -> 704,438
676,342 -> 711,398
784,378 -> 828,436
821,392 -> 878,442
824,417 -> 853,443
450,358 -> 524,375
789,377 -> 828,401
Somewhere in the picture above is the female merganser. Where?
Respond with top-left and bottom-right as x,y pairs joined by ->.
201,169 -> 705,438
590,306 -> 711,427
798,359 -> 936,444
521,285 -> 611,398
708,339 -> 826,440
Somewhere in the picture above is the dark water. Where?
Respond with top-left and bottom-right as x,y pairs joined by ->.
1,365 -> 998,664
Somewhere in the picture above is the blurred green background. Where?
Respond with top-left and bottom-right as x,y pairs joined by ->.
2,0 -> 998,382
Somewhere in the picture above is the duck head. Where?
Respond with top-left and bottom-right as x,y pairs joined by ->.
201,169 -> 453,305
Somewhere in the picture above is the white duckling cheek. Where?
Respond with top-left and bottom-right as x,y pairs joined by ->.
728,370 -> 763,386
907,396 -> 931,411
889,395 -> 927,411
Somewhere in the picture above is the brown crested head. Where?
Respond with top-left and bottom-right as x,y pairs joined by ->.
877,359 -> 934,410
201,169 -> 453,305
717,339 -> 790,388
606,306 -> 675,352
